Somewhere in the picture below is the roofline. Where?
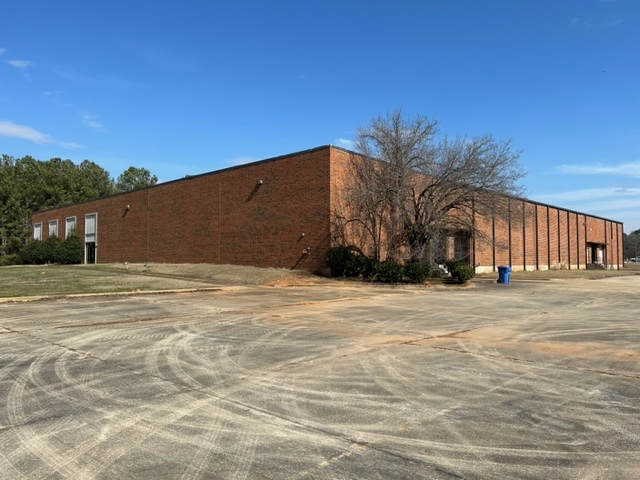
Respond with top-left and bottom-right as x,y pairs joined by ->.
33,145 -> 336,214
31,144 -> 625,228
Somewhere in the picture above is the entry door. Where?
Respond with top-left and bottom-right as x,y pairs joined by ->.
85,214 -> 97,264
86,242 -> 96,264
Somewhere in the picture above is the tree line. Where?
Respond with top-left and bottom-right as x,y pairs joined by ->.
0,154 -> 157,262
625,230 -> 640,260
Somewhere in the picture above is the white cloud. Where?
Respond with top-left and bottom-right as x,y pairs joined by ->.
531,186 -> 640,230
60,141 -> 82,149
225,156 -> 259,167
571,18 -> 592,28
0,120 -> 80,149
6,59 -> 33,70
81,112 -> 103,129
534,186 -> 640,204
0,120 -> 51,143
334,138 -> 355,150
52,68 -> 146,89
556,161 -> 640,178
43,92 -> 104,130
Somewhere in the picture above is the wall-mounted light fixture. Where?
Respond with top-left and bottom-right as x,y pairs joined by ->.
257,179 -> 263,185
125,204 -> 131,210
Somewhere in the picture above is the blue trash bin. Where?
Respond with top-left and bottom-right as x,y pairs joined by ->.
497,266 -> 511,284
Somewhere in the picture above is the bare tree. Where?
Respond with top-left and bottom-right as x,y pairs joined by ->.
337,109 -> 526,264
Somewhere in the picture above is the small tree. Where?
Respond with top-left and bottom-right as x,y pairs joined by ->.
335,109 -> 526,265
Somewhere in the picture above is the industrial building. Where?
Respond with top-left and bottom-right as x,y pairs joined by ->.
31,146 -> 624,273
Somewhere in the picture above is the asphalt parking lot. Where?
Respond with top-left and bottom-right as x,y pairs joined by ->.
1,277 -> 639,479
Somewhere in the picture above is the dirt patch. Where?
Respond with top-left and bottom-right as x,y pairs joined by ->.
98,263 -> 325,287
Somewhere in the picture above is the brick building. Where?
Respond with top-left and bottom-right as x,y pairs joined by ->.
31,145 -> 624,273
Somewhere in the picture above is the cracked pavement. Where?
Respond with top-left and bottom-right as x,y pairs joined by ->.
1,277 -> 639,479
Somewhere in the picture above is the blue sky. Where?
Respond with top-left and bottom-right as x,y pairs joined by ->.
2,0 -> 639,232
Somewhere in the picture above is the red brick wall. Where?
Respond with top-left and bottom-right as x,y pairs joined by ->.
536,204 -> 549,269
32,147 -> 333,271
473,214 -> 494,270
31,145 -> 625,272
524,201 -> 537,270
469,201 -> 623,273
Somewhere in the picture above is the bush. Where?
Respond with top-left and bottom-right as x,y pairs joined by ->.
404,262 -> 432,284
446,260 -> 475,284
355,255 -> 376,279
18,240 -> 47,265
17,235 -> 84,265
57,234 -> 84,264
327,246 -> 375,278
375,259 -> 404,283
45,235 -> 63,263
326,246 -> 355,277
0,254 -> 18,266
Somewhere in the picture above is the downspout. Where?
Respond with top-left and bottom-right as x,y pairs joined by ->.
508,199 -> 512,267
522,199 -> 526,271
557,209 -> 561,267
535,203 -> 539,270
576,213 -> 580,270
472,196 -> 476,273
218,177 -> 221,263
492,214 -> 496,272
547,206 -> 551,269
567,210 -> 571,270
146,189 -> 150,265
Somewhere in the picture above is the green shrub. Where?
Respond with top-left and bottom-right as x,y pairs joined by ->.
6,237 -> 23,255
58,234 -> 84,264
17,235 -> 84,265
446,260 -> 475,284
45,236 -> 63,263
356,255 -> 376,279
327,246 -> 375,278
18,240 -> 47,265
0,254 -> 18,266
404,262 -> 432,283
375,259 -> 404,283
326,246 -> 356,277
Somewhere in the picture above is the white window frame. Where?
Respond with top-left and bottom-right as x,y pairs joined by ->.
84,213 -> 97,242
85,213 -> 98,264
34,223 -> 42,241
65,216 -> 77,238
48,220 -> 59,238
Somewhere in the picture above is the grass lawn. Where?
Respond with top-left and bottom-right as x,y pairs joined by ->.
1,262 -> 637,299
0,264 -> 317,299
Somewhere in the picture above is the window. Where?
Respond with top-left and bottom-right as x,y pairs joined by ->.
34,223 -> 42,241
65,216 -> 76,238
85,214 -> 97,242
48,220 -> 58,238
